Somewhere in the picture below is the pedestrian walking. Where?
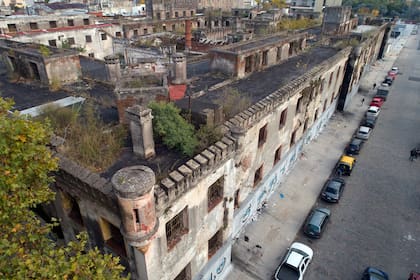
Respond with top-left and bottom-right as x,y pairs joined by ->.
373,83 -> 377,90
410,148 -> 419,161
361,98 -> 365,106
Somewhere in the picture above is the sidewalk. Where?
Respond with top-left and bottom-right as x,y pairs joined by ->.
228,50 -> 401,279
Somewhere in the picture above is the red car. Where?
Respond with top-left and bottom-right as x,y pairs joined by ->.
409,272 -> 420,280
369,97 -> 385,107
387,71 -> 397,79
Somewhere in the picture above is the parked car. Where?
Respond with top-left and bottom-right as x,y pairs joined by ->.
383,76 -> 393,85
391,66 -> 399,74
361,115 -> 377,129
366,106 -> 380,117
362,267 -> 389,280
387,70 -> 397,79
408,272 -> 420,280
303,208 -> 331,238
356,126 -> 372,140
274,242 -> 313,280
376,86 -> 389,101
335,155 -> 356,176
346,137 -> 364,155
369,97 -> 384,107
321,177 -> 345,203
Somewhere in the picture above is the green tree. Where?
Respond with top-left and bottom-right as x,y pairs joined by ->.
0,97 -> 127,279
149,101 -> 198,156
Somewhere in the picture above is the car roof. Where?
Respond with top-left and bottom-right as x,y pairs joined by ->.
359,126 -> 371,133
309,208 -> 329,226
290,242 -> 313,258
368,106 -> 379,111
286,251 -> 305,268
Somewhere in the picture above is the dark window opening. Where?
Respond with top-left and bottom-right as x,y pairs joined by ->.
67,19 -> 74,26
279,108 -> 287,128
191,10 -> 194,16
48,39 -> 57,47
143,28 -> 148,34
183,11 -> 186,17
234,189 -> 240,209
254,165 -> 263,187
274,146 -> 282,164
258,124 -> 268,148
208,229 -> 223,259
88,53 -> 94,58
85,35 -> 92,43
174,264 -> 191,280
262,50 -> 268,66
163,25 -> 167,31
328,72 -> 333,87
133,29 -> 138,36
101,218 -> 127,257
156,12 -> 161,20
314,109 -> 319,121
67,37 -> 75,45
7,24 -> 17,32
208,177 -> 224,212
101,33 -> 107,40
226,20 -> 230,27
49,21 -> 57,28
115,31 -> 121,37
166,207 -> 188,250
166,12 -> 170,19
303,118 -> 309,132
245,55 -> 252,73
277,46 -> 282,61
175,11 -> 179,17
323,99 -> 328,112
29,22 -> 38,30
67,195 -> 83,226
172,24 -> 176,31
296,96 -> 303,113
83,18 -> 89,25
290,129 -> 297,147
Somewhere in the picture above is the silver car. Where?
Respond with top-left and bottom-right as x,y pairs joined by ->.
356,126 -> 372,140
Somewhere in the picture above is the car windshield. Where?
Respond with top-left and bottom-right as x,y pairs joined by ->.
325,186 -> 338,194
307,224 -> 320,232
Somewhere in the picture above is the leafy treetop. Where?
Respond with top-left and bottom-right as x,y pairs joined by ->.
0,97 -> 128,279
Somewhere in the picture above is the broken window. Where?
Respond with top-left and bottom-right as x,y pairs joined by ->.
101,33 -> 107,40
67,19 -> 74,26
7,24 -> 17,32
48,39 -> 57,47
254,165 -> 263,187
85,35 -> 92,43
175,11 -> 179,17
208,229 -> 223,259
274,146 -> 282,164
208,177 -> 224,212
49,21 -> 57,28
83,18 -> 90,25
99,218 -> 127,257
279,108 -> 287,128
174,263 -> 191,280
67,37 -> 75,45
162,25 -> 166,31
166,207 -> 188,250
258,124 -> 268,148
29,22 -> 38,30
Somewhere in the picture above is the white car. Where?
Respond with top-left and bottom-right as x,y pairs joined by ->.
356,126 -> 372,140
391,66 -> 399,74
274,242 -> 313,280
366,106 -> 380,117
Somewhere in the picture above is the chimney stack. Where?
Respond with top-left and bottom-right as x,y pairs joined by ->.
185,19 -> 192,50
172,53 -> 187,84
125,105 -> 155,159
104,54 -> 121,83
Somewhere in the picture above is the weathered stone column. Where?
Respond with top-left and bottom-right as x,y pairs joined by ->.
172,53 -> 186,85
125,105 -> 155,159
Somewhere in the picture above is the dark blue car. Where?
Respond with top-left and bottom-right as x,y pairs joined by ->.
362,267 -> 389,280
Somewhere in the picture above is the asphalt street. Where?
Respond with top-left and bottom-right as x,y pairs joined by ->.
302,30 -> 420,280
